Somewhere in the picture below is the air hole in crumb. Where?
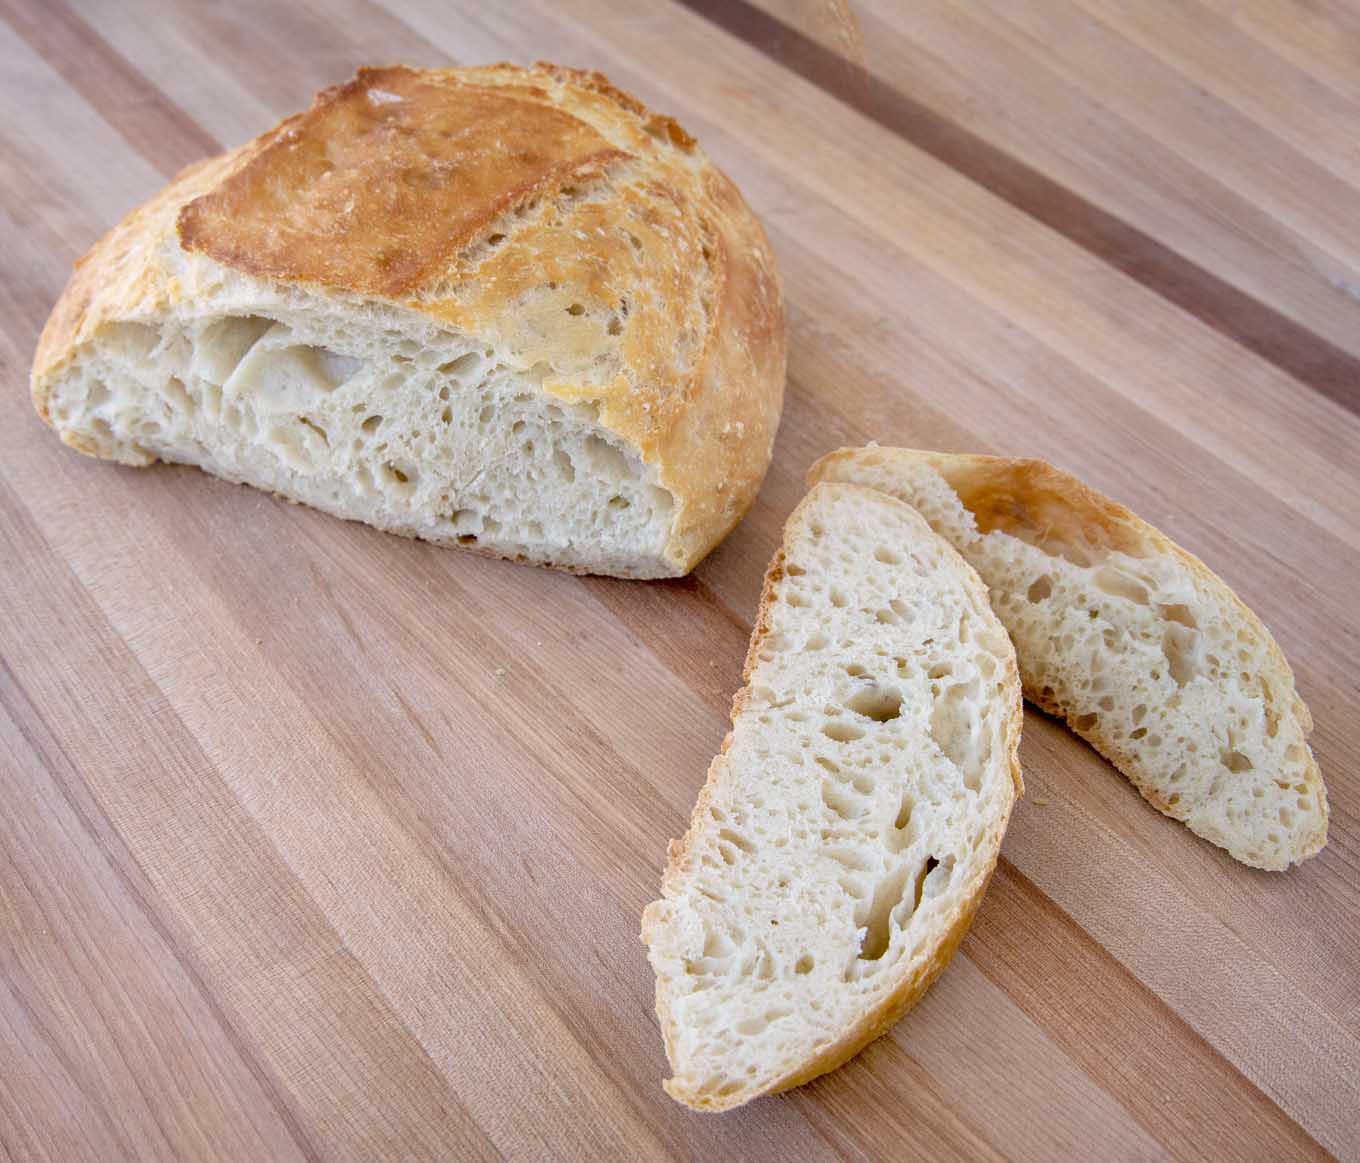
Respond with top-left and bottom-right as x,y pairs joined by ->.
1027,575 -> 1053,603
1093,566 -> 1151,606
786,563 -> 806,577
566,303 -> 586,316
298,417 -> 329,445
821,783 -> 861,821
1072,713 -> 1098,732
845,664 -> 866,678
1160,603 -> 1198,628
361,415 -> 383,433
1222,750 -> 1253,773
894,794 -> 913,831
439,351 -> 483,377
874,546 -> 901,565
829,588 -> 847,608
929,684 -> 977,784
858,857 -> 937,963
822,721 -> 865,744
794,955 -> 813,975
846,685 -> 902,723
718,827 -> 753,854
1163,624 -> 1202,687
449,509 -> 478,531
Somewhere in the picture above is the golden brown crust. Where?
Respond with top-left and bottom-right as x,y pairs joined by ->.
809,447 -> 1327,869
31,63 -> 785,575
177,67 -> 625,297
643,483 -> 1023,1111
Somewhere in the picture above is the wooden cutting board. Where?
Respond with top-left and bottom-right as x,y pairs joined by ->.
2,1 -> 1357,1158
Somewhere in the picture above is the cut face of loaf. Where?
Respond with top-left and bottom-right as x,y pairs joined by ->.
812,448 -> 1327,870
31,64 -> 786,579
642,482 -> 1022,1111
43,310 -> 678,576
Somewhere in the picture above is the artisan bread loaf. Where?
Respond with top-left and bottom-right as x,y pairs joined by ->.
642,482 -> 1022,1110
31,64 -> 785,578
811,447 -> 1327,870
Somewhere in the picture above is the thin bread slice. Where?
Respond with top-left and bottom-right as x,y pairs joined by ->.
811,447 -> 1327,871
641,482 -> 1022,1111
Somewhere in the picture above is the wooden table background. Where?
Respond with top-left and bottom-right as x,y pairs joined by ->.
2,1 -> 1358,1159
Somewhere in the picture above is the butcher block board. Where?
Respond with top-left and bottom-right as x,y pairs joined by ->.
2,0 -> 1359,1159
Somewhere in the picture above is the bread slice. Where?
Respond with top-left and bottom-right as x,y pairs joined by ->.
30,63 -> 785,579
811,447 -> 1328,870
641,482 -> 1022,1110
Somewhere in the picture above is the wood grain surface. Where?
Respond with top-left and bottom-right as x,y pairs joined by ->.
2,1 -> 1358,1159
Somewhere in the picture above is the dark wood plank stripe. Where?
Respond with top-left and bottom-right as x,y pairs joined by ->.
674,0 -> 1360,416
0,0 -> 222,173
972,859 -> 1331,1160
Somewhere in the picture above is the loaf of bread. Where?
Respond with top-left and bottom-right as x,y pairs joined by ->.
811,447 -> 1328,870
31,64 -> 785,578
642,482 -> 1022,1110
